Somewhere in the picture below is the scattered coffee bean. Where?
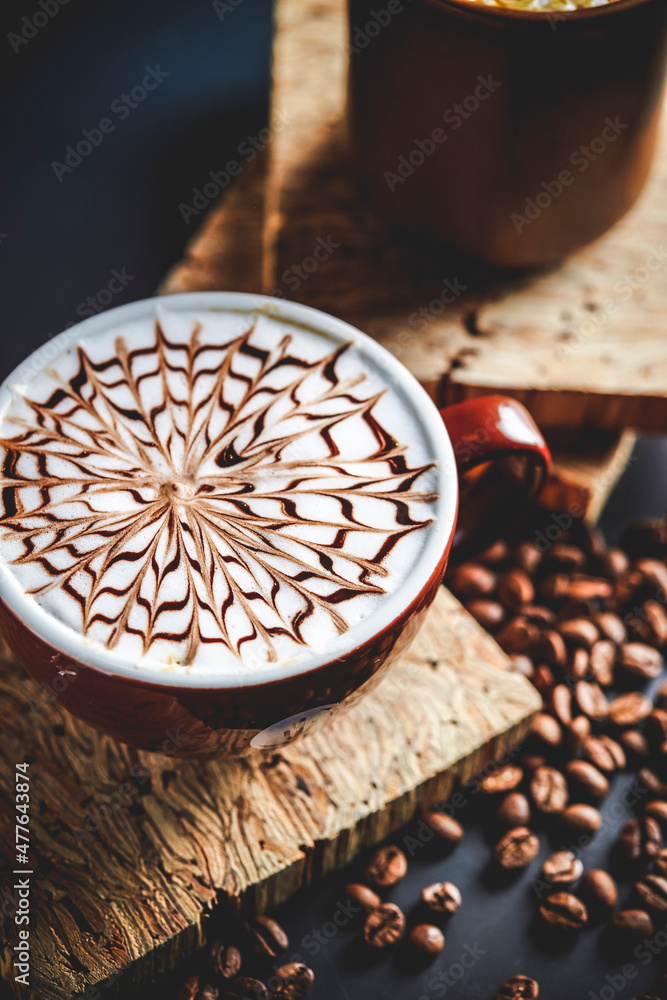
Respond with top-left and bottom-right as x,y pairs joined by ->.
618,817 -> 663,863
647,709 -> 667,745
564,760 -> 609,803
620,729 -> 651,762
514,541 -> 542,576
449,562 -> 496,598
409,924 -> 445,956
273,964 -> 315,1000
365,845 -> 408,887
479,764 -> 524,795
636,558 -> 667,594
539,891 -> 588,931
656,680 -> 667,710
536,629 -> 567,668
496,617 -> 540,655
565,647 -> 590,680
363,903 -> 405,948
607,692 -> 653,727
467,598 -> 506,629
575,680 -> 608,721
560,618 -> 599,648
226,979 -> 269,1000
635,874 -> 667,912
246,916 -> 289,959
653,848 -> 667,876
580,869 -> 618,914
421,881 -> 461,915
639,768 -> 667,797
561,803 -> 601,836
532,665 -> 556,696
530,766 -> 568,814
493,827 -> 539,869
522,604 -> 556,626
528,713 -> 562,749
497,792 -> 531,829
497,568 -> 534,611
495,975 -> 539,999
612,908 -> 655,942
594,611 -> 627,645
645,801 -> 667,832
422,810 -> 463,844
566,715 -> 591,754
582,735 -> 626,773
208,942 -> 241,982
345,883 -> 380,913
510,654 -> 535,678
565,575 -> 613,603
541,850 -> 583,886
621,643 -> 663,680
547,684 -> 573,727
549,542 -> 586,571
636,600 -> 667,647
589,640 -> 616,687
478,539 -> 511,565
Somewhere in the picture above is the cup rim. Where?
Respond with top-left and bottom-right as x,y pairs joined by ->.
420,0 -> 653,21
0,292 -> 457,689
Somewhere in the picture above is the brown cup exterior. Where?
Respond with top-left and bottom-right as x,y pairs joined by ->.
347,0 -> 667,268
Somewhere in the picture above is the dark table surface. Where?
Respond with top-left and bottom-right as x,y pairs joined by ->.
3,3 -> 667,997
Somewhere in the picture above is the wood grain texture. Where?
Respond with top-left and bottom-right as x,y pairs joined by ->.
0,589 -> 540,1000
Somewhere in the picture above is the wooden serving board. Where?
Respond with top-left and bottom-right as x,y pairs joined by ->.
161,0 -> 639,520
0,589 -> 540,1000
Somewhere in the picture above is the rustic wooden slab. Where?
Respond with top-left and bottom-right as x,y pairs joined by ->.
0,589 -> 539,1000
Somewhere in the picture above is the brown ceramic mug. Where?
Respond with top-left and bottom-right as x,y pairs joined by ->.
347,0 -> 667,268
0,293 -> 550,757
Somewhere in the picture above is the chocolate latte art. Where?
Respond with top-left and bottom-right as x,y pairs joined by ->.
0,308 -> 437,677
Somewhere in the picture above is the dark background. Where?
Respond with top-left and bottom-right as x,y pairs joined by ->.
2,1 -> 667,998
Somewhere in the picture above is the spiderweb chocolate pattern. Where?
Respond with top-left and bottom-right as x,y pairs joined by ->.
0,319 -> 436,668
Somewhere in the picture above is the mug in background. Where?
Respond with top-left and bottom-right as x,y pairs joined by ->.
347,0 -> 667,268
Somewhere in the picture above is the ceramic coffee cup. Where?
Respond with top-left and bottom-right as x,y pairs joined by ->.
347,0 -> 667,268
0,293 -> 550,757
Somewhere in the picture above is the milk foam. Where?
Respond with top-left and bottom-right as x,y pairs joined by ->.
0,306 -> 438,677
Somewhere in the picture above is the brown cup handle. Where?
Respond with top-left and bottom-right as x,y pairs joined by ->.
440,395 -> 551,561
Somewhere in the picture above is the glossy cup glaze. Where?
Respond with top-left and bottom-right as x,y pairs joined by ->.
347,0 -> 667,268
0,293 -> 550,757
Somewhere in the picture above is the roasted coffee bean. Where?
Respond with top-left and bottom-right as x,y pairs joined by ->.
645,801 -> 667,832
590,640 -> 616,687
560,618 -> 599,649
639,769 -> 667,797
345,883 -> 380,913
497,792 -> 531,829
558,597 -> 598,621
532,665 -> 556,696
608,693 -> 653,727
565,575 -> 613,603
273,964 -> 315,1000
620,729 -> 651,762
496,617 -> 540,655
621,643 -> 663,680
208,942 -> 241,982
564,647 -> 590,680
575,680 -> 608,721
467,599 -> 506,629
656,680 -> 667,710
493,827 -> 539,869
478,539 -> 511,565
603,547 -> 631,579
497,568 -> 534,611
365,845 -> 408,887
653,848 -> 667,876
580,869 -> 618,913
612,909 -> 655,941
510,654 -> 535,679
636,558 -> 667,594
635,874 -> 667,912
228,979 -> 269,1000
246,916 -> 289,959
612,570 -> 644,610
495,975 -> 539,999
541,850 -> 583,886
421,881 -> 461,915
582,735 -> 626,773
179,976 -> 200,1000
618,817 -> 663,863
409,924 -> 445,956
548,542 -> 586,571
479,764 -> 524,795
530,766 -> 568,814
528,713 -> 562,749
363,903 -> 405,948
566,715 -> 591,754
422,810 -> 463,844
535,630 -> 567,668
634,600 -> 667,647
539,574 -> 571,603
594,611 -> 627,645
522,604 -> 556,627
647,710 -> 667,745
539,891 -> 588,931
514,541 -> 543,576
520,754 -> 548,772
547,684 -> 573,727
565,760 -> 609,803
449,562 -> 496,598
561,804 -> 601,836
